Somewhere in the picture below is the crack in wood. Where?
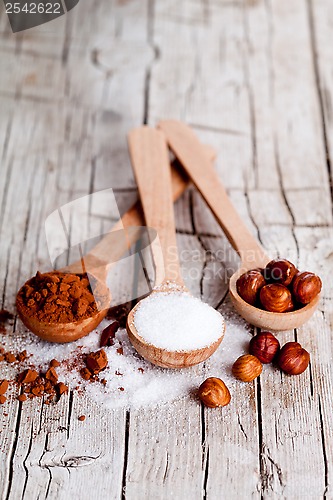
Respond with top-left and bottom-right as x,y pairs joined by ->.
237,413 -> 248,441
162,452 -> 169,483
4,405 -> 23,500
143,0 -> 159,125
188,190 -> 214,299
66,390 -> 74,439
1,116 -> 13,163
318,395 -> 329,497
121,410 -> 130,500
188,122 -> 248,137
21,425 -> 34,500
273,136 -> 300,262
242,2 -> 259,189
306,0 -> 333,219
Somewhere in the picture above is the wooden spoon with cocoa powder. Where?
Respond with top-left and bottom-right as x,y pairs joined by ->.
16,143 -> 216,343
159,120 -> 320,331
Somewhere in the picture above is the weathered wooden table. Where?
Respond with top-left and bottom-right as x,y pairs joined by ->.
1,0 -> 333,498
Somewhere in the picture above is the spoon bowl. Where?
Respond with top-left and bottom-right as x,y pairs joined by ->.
16,272 -> 110,343
229,268 -> 320,331
127,282 -> 225,368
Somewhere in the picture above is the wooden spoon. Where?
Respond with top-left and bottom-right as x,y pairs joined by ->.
158,120 -> 320,331
126,127 -> 225,368
16,146 -> 216,343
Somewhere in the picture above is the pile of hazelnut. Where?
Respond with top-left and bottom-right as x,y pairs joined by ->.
236,259 -> 322,312
198,332 -> 310,408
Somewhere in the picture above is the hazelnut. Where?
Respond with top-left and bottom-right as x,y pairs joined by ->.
198,377 -> 231,408
236,270 -> 266,306
292,272 -> 322,305
232,354 -> 262,382
277,342 -> 310,375
265,259 -> 298,286
249,332 -> 280,364
260,284 -> 294,313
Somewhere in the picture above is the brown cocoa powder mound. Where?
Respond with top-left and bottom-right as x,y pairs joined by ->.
17,271 -> 105,324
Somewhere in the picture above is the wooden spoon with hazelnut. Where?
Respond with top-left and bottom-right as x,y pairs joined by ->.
159,120 -> 320,331
126,127 -> 225,368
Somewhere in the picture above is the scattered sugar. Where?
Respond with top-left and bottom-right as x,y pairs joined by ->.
1,300 -> 251,410
133,292 -> 224,351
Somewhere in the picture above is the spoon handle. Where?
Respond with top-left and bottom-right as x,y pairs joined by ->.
128,127 -> 183,285
64,146 -> 216,279
159,120 -> 269,270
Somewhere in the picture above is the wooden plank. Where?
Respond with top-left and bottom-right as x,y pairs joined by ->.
0,1 -> 150,498
128,1 -> 261,497
307,4 -> 333,492
244,0 -> 332,495
1,0 -> 333,498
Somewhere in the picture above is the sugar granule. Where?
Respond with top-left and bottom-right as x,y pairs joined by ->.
133,292 -> 224,351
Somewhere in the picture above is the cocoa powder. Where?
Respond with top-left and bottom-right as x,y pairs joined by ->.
0,309 -> 14,334
17,271 -> 101,323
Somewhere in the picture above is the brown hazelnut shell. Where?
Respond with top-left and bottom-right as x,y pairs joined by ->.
260,284 -> 294,313
277,342 -> 310,375
236,270 -> 266,306
198,377 -> 231,408
249,332 -> 280,363
265,259 -> 298,286
232,354 -> 262,382
292,272 -> 322,305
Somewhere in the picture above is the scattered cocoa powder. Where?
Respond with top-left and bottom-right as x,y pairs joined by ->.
45,367 -> 58,385
56,382 -> 68,396
0,380 -> 9,395
15,365 -> 68,403
106,303 -> 131,328
16,271 -> 108,324
50,359 -> 60,368
0,309 -> 14,334
100,321 -> 119,348
18,369 -> 38,384
85,349 -> 108,375
116,347 -> 124,356
31,385 -> 44,397
0,309 -> 14,323
5,352 -> 16,363
17,350 -> 28,363
80,368 -> 91,380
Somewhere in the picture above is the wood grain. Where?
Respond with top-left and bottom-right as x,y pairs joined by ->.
1,0 -> 333,498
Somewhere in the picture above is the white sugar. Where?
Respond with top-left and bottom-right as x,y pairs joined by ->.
133,292 -> 224,351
